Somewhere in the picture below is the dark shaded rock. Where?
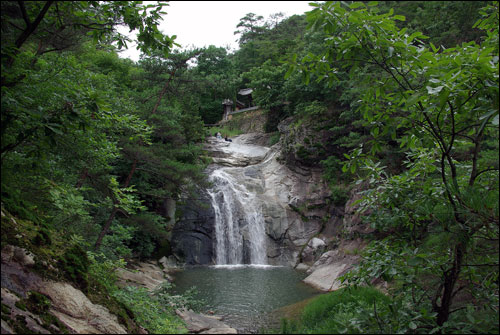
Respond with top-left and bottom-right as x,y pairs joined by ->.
171,188 -> 215,265
1,254 -> 41,298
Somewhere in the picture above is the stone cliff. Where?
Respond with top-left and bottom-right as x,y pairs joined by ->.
171,117 -> 370,291
171,129 -> 343,267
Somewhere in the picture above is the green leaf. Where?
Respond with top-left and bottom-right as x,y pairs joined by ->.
426,86 -> 444,95
492,114 -> 499,126
46,124 -> 63,135
349,2 -> 366,9
406,92 -> 421,107
408,257 -> 422,266
478,110 -> 499,134
388,46 -> 394,57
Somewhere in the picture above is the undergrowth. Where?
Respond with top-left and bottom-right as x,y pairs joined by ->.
280,286 -> 392,334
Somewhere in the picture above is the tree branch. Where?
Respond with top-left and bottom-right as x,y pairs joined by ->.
15,1 -> 54,50
17,1 -> 31,27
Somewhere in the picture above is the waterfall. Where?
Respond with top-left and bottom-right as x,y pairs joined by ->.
208,168 -> 267,265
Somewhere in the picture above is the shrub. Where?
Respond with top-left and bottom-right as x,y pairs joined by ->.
112,286 -> 188,334
328,185 -> 349,207
58,244 -> 90,291
269,132 -> 281,146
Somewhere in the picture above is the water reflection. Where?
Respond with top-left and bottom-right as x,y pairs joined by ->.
171,265 -> 320,333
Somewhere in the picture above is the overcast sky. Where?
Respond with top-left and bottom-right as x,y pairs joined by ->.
117,1 -> 313,61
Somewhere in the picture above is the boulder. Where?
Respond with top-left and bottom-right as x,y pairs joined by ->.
302,239 -> 366,291
2,245 -> 35,267
176,309 -> 237,334
116,260 -> 175,289
38,281 -> 127,334
295,263 -> 310,271
300,237 -> 327,263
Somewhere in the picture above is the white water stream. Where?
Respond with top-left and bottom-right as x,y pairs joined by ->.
207,138 -> 270,265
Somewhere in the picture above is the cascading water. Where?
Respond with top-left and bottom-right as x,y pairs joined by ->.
208,167 -> 267,265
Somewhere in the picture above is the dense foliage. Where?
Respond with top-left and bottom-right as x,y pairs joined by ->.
1,2 -> 207,332
283,1 -> 499,333
1,1 -> 209,260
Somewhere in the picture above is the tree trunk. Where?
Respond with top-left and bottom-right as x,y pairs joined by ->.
434,241 -> 465,326
151,70 -> 176,115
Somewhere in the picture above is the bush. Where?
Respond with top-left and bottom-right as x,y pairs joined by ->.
112,286 -> 188,334
123,213 -> 170,259
152,281 -> 205,312
269,132 -> 281,146
100,222 -> 135,260
328,185 -> 349,206
58,244 -> 90,291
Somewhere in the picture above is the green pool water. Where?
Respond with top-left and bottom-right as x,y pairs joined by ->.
171,265 -> 320,333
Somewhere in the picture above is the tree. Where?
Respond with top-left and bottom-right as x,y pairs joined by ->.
234,13 -> 266,46
1,1 -> 175,87
291,1 -> 499,332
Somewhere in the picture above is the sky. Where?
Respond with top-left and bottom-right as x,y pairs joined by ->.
117,1 -> 314,61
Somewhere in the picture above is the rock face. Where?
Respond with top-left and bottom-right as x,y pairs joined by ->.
1,245 -> 35,267
172,132 -> 339,266
1,245 -> 128,334
116,260 -> 172,289
171,186 -> 216,265
39,282 -> 127,334
302,239 -> 366,291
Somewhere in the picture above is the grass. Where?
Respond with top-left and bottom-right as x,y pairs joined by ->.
280,286 -> 391,334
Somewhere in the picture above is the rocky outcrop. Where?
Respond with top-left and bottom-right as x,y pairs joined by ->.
175,309 -> 237,334
116,260 -> 173,289
298,182 -> 375,291
1,287 -> 58,334
1,245 -> 35,267
38,282 -> 127,334
302,238 -> 366,291
253,143 -> 335,266
223,108 -> 267,134
277,116 -> 336,172
204,137 -> 270,167
1,245 -> 128,334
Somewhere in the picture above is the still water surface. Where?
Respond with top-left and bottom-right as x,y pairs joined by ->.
171,265 -> 320,333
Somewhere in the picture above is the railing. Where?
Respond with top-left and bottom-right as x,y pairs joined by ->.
228,106 -> 259,115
